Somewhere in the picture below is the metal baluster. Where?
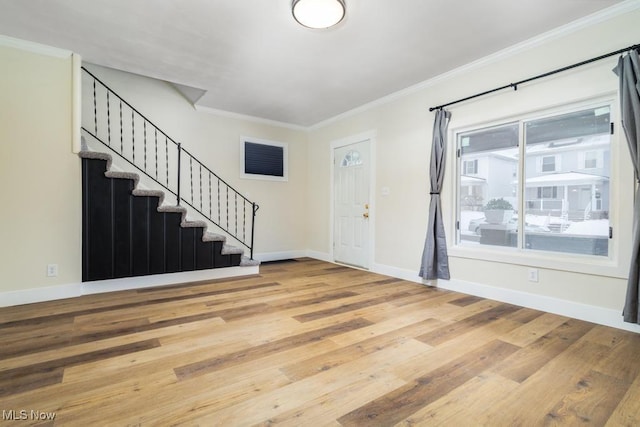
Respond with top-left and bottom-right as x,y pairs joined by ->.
226,185 -> 229,230
217,179 -> 221,224
154,129 -> 158,180
250,203 -> 258,259
143,121 -> 147,171
189,157 -> 193,204
165,137 -> 169,187
235,193 -> 238,236
93,80 -> 97,135
131,110 -> 135,165
106,91 -> 111,146
199,163 -> 203,210
209,174 -> 212,218
243,200 -> 246,241
176,143 -> 182,205
119,101 -> 123,154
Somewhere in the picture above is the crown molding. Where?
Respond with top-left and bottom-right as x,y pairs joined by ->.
194,104 -> 307,132
309,0 -> 640,130
0,34 -> 72,58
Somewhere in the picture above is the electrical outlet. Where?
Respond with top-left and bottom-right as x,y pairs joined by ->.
528,268 -> 539,283
47,264 -> 58,277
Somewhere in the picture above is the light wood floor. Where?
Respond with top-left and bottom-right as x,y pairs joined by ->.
1,258 -> 640,426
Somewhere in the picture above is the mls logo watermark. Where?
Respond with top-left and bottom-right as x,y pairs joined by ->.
2,410 -> 57,421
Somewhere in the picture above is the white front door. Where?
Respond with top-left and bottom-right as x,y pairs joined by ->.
333,140 -> 370,269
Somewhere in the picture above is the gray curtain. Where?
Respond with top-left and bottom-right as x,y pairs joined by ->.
419,109 -> 451,280
614,48 -> 640,324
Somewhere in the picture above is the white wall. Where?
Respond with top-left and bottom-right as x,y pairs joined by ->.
81,64 -> 309,260
0,40 -> 81,294
306,6 -> 640,331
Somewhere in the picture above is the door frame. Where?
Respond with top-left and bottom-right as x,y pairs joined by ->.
330,130 -> 376,270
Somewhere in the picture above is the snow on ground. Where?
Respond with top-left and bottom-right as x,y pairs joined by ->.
460,211 -> 609,236
563,219 -> 609,236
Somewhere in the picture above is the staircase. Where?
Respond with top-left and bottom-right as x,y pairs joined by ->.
80,67 -> 259,282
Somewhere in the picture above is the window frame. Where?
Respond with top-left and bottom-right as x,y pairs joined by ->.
448,96 -> 625,278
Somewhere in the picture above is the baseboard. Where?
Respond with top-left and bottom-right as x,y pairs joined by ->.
305,250 -> 332,263
82,266 -> 259,295
0,282 -> 83,307
0,266 -> 259,307
372,262 -> 423,284
371,262 -> 640,334
440,278 -> 640,334
255,250 -> 309,262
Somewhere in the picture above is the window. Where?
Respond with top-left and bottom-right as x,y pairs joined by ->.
540,155 -> 558,172
537,186 -> 559,199
457,104 -> 611,257
581,150 -> 603,169
341,150 -> 363,167
240,137 -> 288,181
463,159 -> 478,175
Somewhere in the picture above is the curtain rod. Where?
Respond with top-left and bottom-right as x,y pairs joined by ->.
429,42 -> 640,112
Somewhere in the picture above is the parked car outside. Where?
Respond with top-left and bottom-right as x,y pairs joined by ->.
468,215 -> 551,234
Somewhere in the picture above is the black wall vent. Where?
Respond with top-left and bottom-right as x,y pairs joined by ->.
241,138 -> 288,181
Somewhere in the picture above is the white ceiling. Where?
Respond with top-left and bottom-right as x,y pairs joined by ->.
0,0 -> 627,127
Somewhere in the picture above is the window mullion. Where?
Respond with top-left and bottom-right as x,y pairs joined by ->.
518,121 -> 526,250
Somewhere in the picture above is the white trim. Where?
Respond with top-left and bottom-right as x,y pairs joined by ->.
372,263 -> 423,284
0,282 -> 83,307
306,250 -> 332,262
82,267 -> 258,294
330,131 -> 377,270
195,104 -> 307,131
439,278 -> 640,334
254,250 -> 308,262
370,261 -> 640,334
0,267 -> 258,307
0,34 -> 73,58
72,53 -> 82,153
309,0 -> 640,130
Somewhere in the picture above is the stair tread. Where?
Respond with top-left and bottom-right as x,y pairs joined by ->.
203,232 -> 226,242
222,245 -> 244,255
105,170 -> 140,182
158,205 -> 187,214
182,220 -> 208,228
240,256 -> 260,267
132,189 -> 165,198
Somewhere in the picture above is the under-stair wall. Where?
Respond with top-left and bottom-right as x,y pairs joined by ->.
82,155 -> 243,282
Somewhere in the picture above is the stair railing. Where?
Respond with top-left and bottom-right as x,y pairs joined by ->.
81,67 -> 259,259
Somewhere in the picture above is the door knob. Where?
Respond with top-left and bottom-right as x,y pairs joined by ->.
363,212 -> 369,218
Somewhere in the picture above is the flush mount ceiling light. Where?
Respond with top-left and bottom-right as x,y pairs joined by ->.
292,0 -> 346,29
